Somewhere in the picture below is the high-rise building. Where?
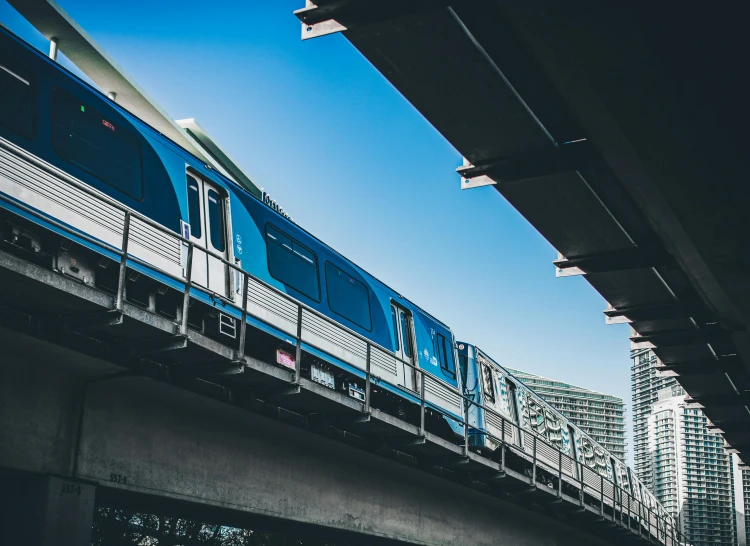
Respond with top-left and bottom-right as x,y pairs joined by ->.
631,347 -> 681,489
505,368 -> 627,461
633,347 -> 750,546
647,389 -> 739,544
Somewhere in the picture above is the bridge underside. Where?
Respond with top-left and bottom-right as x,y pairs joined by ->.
295,0 -> 750,464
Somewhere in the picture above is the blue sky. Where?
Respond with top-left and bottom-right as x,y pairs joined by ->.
1,0 -> 634,461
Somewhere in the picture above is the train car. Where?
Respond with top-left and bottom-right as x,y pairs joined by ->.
459,343 -> 593,480
0,26 -> 463,436
456,342 -> 677,527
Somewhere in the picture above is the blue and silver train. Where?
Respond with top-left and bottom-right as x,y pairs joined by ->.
0,24 -> 462,435
0,24 -> 676,541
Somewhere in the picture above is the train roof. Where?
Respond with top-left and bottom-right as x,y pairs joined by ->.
2,25 -> 453,333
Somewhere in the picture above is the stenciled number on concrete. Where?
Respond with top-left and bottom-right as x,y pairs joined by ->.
109,473 -> 128,485
61,483 -> 82,495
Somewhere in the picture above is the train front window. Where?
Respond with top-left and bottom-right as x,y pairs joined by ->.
0,59 -> 35,139
186,175 -> 202,239
206,189 -> 225,252
51,88 -> 143,200
458,353 -> 469,387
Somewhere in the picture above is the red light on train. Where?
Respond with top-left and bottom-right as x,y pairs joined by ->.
102,119 -> 115,131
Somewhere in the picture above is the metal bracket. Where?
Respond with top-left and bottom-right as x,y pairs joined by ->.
554,251 -> 584,277
301,17 -> 347,40
264,384 -> 302,399
459,140 -> 596,191
458,158 -> 497,190
604,301 -> 689,325
309,412 -> 371,431
122,335 -> 188,356
489,471 -> 506,481
295,3 -> 347,40
63,310 -> 124,331
555,246 -> 667,278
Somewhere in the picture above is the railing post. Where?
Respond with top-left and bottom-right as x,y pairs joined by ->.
365,344 -> 371,413
531,435 -> 537,487
647,507 -> 653,543
180,243 -> 193,336
638,501 -> 643,538
579,462 -> 585,507
235,271 -> 248,362
115,211 -> 131,312
462,393 -> 469,456
627,492 -> 632,532
614,483 -> 619,525
600,474 -> 604,517
558,449 -> 563,498
294,305 -> 303,384
419,369 -> 426,436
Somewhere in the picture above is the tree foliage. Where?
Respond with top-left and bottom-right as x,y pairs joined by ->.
92,508 -> 335,546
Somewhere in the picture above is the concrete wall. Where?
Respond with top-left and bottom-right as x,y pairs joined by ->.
0,326 -> 609,545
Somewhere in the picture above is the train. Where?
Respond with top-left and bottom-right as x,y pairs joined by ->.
0,24 -> 678,542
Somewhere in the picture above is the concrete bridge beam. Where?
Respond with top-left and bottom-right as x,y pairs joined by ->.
0,325 -> 609,545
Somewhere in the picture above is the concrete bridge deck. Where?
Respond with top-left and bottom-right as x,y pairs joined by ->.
0,246 -> 652,546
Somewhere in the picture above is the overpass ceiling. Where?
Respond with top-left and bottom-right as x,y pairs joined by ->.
296,1 -> 750,463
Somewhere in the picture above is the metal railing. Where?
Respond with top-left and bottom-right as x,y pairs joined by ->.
0,137 -> 688,545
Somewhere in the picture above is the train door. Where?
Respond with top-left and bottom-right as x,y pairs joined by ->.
186,173 -> 230,298
391,302 -> 414,389
506,379 -> 522,448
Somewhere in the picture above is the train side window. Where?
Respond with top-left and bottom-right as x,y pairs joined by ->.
51,87 -> 143,200
0,60 -> 35,139
206,189 -> 225,252
186,175 -> 202,239
325,262 -> 371,331
482,364 -> 495,403
436,334 -> 456,377
266,224 -> 320,301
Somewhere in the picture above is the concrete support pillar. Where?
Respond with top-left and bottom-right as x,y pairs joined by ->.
40,477 -> 96,546
8,475 -> 97,546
